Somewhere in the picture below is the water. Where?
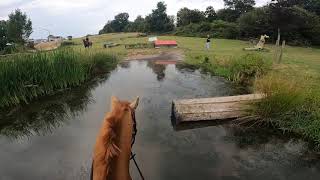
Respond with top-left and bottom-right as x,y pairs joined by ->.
0,60 -> 319,180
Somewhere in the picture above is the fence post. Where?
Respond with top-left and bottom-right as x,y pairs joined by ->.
274,28 -> 281,64
278,40 -> 286,64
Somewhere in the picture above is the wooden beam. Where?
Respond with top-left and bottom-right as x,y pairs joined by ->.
172,94 -> 263,124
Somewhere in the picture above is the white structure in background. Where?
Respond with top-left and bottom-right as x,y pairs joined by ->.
48,35 -> 63,42
148,37 -> 158,42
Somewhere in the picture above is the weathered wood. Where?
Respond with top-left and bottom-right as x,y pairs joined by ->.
172,94 -> 263,124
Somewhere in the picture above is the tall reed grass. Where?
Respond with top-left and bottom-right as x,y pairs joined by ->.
0,49 -> 118,108
249,73 -> 320,147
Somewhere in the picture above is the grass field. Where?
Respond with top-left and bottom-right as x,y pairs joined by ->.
72,33 -> 320,78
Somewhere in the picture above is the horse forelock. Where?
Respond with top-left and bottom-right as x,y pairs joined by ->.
93,100 -> 133,180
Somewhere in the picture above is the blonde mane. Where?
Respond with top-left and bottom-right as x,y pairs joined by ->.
92,97 -> 138,180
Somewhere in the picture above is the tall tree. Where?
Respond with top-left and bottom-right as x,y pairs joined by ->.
223,0 -> 256,18
177,8 -> 205,27
145,2 -> 174,32
216,8 -> 239,22
6,9 -> 32,44
304,0 -> 320,15
0,21 -> 7,50
112,13 -> 130,32
205,6 -> 217,22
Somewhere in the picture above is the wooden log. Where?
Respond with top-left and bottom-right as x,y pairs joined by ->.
172,94 -> 263,124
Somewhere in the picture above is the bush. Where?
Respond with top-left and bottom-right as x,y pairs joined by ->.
61,41 -> 76,46
189,53 -> 270,85
229,54 -> 271,85
175,20 -> 239,39
211,20 -> 239,39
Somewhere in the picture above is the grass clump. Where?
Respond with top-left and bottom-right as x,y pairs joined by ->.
187,53 -> 271,85
0,49 -> 118,108
250,73 -> 320,146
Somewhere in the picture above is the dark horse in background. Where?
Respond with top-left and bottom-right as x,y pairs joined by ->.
83,37 -> 93,48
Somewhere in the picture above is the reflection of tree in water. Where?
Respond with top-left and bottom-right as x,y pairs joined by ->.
147,61 -> 167,81
0,80 -> 102,139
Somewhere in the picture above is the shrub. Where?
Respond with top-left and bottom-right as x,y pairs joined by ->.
61,41 -> 76,46
229,54 -> 271,85
175,20 -> 240,39
190,53 -> 270,85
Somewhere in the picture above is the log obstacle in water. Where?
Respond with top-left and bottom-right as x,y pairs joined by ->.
172,94 -> 264,124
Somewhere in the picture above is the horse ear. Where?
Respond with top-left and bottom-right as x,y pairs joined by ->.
130,96 -> 139,110
111,96 -> 120,110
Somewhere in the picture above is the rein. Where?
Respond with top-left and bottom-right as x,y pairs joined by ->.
130,108 -> 145,180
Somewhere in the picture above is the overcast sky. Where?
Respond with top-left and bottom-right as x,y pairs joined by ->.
0,0 -> 270,39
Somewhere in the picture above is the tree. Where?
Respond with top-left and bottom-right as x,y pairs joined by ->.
239,7 -> 272,38
303,0 -> 320,16
99,21 -> 114,34
177,8 -> 205,27
6,9 -> 32,44
216,8 -> 239,22
133,16 -> 147,32
145,2 -> 174,32
0,21 -> 7,50
113,13 -> 130,32
205,6 -> 217,22
99,13 -> 130,34
223,0 -> 255,19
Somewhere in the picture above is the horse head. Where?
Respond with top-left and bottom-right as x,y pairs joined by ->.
93,96 -> 139,180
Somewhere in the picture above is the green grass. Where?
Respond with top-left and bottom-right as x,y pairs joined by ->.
250,74 -> 320,147
0,48 -> 118,108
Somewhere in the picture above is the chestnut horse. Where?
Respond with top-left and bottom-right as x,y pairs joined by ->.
92,96 -> 139,180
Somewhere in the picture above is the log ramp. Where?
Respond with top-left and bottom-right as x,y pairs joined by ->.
172,94 -> 263,124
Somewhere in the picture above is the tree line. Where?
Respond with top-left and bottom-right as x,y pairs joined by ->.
0,9 -> 32,51
99,0 -> 320,46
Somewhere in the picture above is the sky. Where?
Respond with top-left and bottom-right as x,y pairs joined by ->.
0,0 -> 270,39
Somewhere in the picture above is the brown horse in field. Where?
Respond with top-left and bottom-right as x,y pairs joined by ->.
92,96 -> 139,180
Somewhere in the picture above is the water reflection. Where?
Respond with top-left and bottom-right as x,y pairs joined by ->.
147,61 -> 167,81
0,79 -> 103,138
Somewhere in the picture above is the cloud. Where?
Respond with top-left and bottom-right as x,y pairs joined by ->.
0,0 -> 270,39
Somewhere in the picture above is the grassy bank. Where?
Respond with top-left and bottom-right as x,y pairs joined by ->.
250,73 -> 320,147
0,48 -> 118,108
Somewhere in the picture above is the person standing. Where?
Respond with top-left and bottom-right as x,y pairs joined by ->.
206,35 -> 211,50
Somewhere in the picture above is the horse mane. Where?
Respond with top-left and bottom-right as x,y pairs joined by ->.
93,101 -> 131,180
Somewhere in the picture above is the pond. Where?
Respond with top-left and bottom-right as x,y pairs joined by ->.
0,60 -> 319,180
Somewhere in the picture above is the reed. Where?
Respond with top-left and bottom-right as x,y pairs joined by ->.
249,73 -> 320,147
0,49 -> 118,108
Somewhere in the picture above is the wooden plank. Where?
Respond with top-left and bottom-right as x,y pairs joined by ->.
172,94 -> 263,124
175,94 -> 263,105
